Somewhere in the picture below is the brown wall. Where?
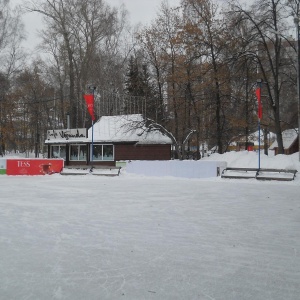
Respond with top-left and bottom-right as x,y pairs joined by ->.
274,137 -> 299,155
57,143 -> 171,166
115,144 -> 171,161
289,137 -> 299,154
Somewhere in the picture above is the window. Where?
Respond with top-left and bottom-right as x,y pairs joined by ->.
92,145 -> 102,161
91,144 -> 114,161
50,145 -> 66,160
70,144 -> 87,161
103,145 -> 114,161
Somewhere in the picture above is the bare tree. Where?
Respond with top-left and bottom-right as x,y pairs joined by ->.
0,0 -> 25,77
0,0 -> 26,154
230,0 -> 294,154
25,0 -> 127,128
137,2 -> 198,157
182,0 -> 232,154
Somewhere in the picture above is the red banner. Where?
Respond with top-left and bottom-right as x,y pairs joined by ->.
255,87 -> 263,119
6,159 -> 64,176
84,94 -> 95,121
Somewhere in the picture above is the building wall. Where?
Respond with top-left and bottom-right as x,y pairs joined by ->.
274,137 -> 299,155
51,143 -> 172,166
115,144 -> 171,161
289,138 -> 299,154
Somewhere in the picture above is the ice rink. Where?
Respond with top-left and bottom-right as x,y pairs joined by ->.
0,174 -> 299,299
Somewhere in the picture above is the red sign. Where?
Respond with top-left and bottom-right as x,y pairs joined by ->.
84,94 -> 95,121
255,87 -> 263,119
6,159 -> 64,176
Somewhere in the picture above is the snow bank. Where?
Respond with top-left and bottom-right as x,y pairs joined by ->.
203,151 -> 300,171
125,160 -> 227,178
125,151 -> 300,179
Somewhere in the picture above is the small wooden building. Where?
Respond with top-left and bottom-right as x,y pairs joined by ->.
45,114 -> 173,166
269,129 -> 299,155
227,131 -> 275,152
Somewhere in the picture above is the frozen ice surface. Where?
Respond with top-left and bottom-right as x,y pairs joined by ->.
0,173 -> 300,300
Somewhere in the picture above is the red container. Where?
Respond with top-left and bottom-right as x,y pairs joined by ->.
6,159 -> 64,176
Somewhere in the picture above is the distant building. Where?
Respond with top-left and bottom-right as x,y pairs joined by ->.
269,129 -> 299,155
227,131 -> 276,152
45,114 -> 173,166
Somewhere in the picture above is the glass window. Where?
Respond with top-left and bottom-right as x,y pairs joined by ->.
60,146 -> 66,160
51,145 -> 66,160
70,145 -> 79,161
51,146 -> 60,158
70,145 -> 87,161
79,145 -> 87,161
103,145 -> 114,161
91,144 -> 114,161
92,145 -> 103,161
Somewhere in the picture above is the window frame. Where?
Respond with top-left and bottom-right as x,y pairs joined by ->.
69,144 -> 87,161
91,144 -> 114,161
50,144 -> 66,160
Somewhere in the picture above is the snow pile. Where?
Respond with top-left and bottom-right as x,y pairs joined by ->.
1,152 -> 38,158
203,151 -> 300,171
125,160 -> 227,178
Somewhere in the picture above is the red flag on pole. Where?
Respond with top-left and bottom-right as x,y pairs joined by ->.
84,94 -> 95,121
255,87 -> 263,119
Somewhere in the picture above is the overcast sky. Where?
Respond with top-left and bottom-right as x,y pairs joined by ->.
110,0 -> 181,24
13,0 -> 181,53
13,0 -> 232,53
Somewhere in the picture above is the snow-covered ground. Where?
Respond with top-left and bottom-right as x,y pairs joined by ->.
203,150 -> 300,171
0,152 -> 300,300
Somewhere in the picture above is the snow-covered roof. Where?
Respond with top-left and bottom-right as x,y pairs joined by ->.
45,115 -> 173,144
269,129 -> 298,149
229,131 -> 276,146
90,114 -> 172,144
45,114 -> 172,144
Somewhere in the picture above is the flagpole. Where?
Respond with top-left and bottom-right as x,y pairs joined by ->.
90,87 -> 95,166
258,118 -> 261,170
91,119 -> 94,163
84,86 -> 96,169
256,79 -> 262,170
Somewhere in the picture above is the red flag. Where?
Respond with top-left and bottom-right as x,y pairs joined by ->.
255,87 -> 263,119
84,94 -> 95,121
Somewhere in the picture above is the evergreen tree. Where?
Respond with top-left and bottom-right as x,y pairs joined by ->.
125,55 -> 158,119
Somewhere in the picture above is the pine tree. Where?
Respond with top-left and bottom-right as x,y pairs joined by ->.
125,55 -> 158,119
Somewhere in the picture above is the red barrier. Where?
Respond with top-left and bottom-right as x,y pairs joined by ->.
6,159 -> 64,175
